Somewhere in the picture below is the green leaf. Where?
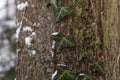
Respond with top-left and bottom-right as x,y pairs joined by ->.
54,66 -> 76,80
51,32 -> 63,42
46,0 -> 58,9
83,75 -> 92,80
55,35 -> 75,53
79,48 -> 90,61
90,40 -> 102,50
51,33 -> 75,53
92,61 -> 103,73
55,5 -> 70,22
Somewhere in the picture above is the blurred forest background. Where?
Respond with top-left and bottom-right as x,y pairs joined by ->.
0,0 -> 16,80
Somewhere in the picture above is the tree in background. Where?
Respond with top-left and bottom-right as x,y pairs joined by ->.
0,0 -> 16,80
16,0 -> 120,80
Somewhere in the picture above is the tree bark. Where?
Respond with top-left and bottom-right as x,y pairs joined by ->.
103,0 -> 120,79
16,0 -> 120,80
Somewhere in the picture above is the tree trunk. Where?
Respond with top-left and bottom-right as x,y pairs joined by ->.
16,0 -> 120,80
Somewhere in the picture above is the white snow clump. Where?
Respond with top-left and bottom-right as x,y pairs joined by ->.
17,2 -> 28,11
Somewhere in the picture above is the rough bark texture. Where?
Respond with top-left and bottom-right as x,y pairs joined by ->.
103,0 -> 120,79
16,0 -> 54,80
16,0 -> 120,80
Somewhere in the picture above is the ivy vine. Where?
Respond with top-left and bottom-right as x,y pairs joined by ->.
45,0 -> 104,80
54,66 -> 76,80
46,0 -> 76,80
46,0 -> 70,22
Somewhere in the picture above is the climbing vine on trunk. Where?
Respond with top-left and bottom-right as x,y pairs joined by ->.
46,0 -> 104,80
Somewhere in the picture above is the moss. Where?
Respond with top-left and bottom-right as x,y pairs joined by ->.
75,7 -> 82,16
74,28 -> 84,40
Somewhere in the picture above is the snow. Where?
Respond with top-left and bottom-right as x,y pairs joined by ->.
51,40 -> 56,57
57,64 -> 66,67
52,41 -> 56,49
78,73 -> 85,76
51,32 -> 59,35
31,50 -> 36,55
52,70 -> 57,80
31,32 -> 36,36
17,2 -> 28,11
33,22 -> 41,27
23,26 -> 32,32
50,50 -> 54,57
25,37 -> 32,46
16,26 -> 21,39
28,50 -> 36,56
16,21 -> 22,39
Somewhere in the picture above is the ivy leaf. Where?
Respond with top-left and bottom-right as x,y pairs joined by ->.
56,35 -> 75,53
51,33 -> 75,53
51,32 -> 63,42
79,48 -> 90,61
54,66 -> 76,80
55,5 -> 70,22
90,40 -> 102,50
92,61 -> 103,73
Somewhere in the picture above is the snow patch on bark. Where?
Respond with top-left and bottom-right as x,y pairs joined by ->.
57,64 -> 66,67
33,22 -> 41,27
23,26 -> 32,32
52,41 -> 56,49
51,32 -> 58,35
25,37 -> 32,47
52,70 -> 57,80
78,73 -> 85,76
50,50 -> 54,57
31,32 -> 36,36
16,21 -> 22,39
17,1 -> 28,11
31,50 -> 36,55
29,50 -> 36,56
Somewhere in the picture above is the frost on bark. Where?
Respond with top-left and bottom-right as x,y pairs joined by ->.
16,0 -> 120,80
